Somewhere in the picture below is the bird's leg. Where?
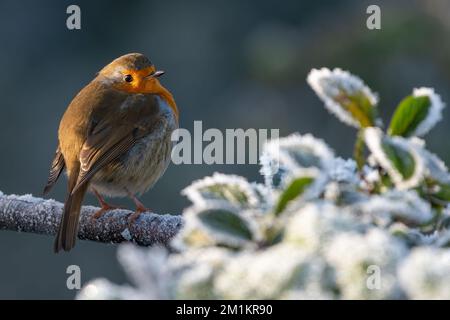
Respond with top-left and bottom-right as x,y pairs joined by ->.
126,190 -> 152,223
91,188 -> 123,220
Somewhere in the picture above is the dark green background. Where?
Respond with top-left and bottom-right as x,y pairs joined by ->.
0,0 -> 449,298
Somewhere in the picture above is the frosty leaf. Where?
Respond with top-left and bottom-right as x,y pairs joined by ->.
418,148 -> 450,185
364,127 -> 424,189
275,176 -> 314,215
388,88 -> 445,137
273,168 -> 327,215
356,190 -> 433,227
260,133 -> 334,189
381,139 -> 415,180
388,96 -> 431,137
389,223 -> 438,247
198,208 -> 253,241
307,68 -> 379,128
182,173 -> 259,208
430,183 -> 450,202
179,205 -> 256,249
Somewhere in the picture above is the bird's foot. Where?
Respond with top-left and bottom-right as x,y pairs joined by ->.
127,205 -> 152,225
125,190 -> 152,225
91,203 -> 124,221
91,188 -> 124,220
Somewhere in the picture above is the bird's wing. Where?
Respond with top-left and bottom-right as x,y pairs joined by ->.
71,94 -> 160,195
43,145 -> 65,195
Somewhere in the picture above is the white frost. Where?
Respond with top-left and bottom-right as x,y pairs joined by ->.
325,229 -> 407,299
364,127 -> 424,190
356,190 -> 433,226
262,133 -> 335,172
399,247 -> 450,299
411,87 -> 445,137
307,68 -> 378,128
182,172 -> 259,208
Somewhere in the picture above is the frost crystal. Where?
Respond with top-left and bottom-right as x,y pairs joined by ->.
411,87 -> 445,137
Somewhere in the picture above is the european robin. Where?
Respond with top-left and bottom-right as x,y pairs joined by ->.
43,53 -> 179,252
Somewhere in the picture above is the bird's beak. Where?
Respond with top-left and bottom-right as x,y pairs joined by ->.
147,70 -> 165,78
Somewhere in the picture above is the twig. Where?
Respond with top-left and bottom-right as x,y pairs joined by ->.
0,191 -> 183,247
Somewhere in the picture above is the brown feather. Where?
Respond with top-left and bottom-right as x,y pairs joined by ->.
54,166 -> 88,252
43,146 -> 65,195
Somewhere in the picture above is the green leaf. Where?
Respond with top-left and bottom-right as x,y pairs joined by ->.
388,95 -> 431,137
381,139 -> 416,180
197,209 -> 253,241
336,91 -> 378,128
433,183 -> 450,202
275,177 -> 314,215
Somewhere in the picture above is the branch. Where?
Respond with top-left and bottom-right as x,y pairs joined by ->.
0,191 -> 183,247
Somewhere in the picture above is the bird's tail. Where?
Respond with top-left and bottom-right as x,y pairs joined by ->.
54,182 -> 88,253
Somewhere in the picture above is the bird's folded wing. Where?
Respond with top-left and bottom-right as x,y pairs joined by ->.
70,118 -> 153,195
69,93 -> 161,195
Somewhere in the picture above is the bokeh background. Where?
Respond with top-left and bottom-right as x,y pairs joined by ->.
0,0 -> 449,299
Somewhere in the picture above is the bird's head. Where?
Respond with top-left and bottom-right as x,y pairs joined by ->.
98,53 -> 166,94
97,53 -> 178,120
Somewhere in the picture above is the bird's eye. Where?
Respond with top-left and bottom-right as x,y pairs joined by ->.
124,74 -> 133,82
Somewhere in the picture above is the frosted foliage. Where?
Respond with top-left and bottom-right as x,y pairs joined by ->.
325,229 -> 407,299
78,69 -> 449,300
399,248 -> 450,299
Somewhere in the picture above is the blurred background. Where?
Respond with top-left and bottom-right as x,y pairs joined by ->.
0,0 -> 449,299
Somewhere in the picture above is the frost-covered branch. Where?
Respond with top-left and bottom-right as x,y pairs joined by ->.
0,191 -> 182,247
